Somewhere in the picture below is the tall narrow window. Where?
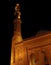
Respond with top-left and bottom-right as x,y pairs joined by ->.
29,54 -> 36,65
42,51 -> 49,65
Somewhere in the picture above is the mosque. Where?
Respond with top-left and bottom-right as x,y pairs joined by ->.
10,3 -> 51,65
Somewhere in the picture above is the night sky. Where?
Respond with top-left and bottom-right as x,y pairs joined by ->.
9,0 -> 51,38
0,0 -> 51,65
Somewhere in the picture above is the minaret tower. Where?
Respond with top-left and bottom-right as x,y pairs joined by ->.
10,3 -> 23,65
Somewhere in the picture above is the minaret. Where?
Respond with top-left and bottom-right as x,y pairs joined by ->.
10,3 -> 23,65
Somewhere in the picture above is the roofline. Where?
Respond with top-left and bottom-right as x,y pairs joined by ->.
15,31 -> 51,45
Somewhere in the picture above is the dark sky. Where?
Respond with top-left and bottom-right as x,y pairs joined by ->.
9,0 -> 51,38
0,0 -> 51,65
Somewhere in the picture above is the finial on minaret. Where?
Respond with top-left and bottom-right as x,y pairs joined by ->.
14,3 -> 21,19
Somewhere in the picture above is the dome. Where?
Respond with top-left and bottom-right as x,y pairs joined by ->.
36,30 -> 48,36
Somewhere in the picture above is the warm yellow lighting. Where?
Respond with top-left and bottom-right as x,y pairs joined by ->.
10,50 -> 14,65
30,54 -> 36,65
17,11 -> 21,19
18,15 -> 20,19
11,59 -> 13,65
16,3 -> 19,6
15,3 -> 19,11
16,35 -> 23,42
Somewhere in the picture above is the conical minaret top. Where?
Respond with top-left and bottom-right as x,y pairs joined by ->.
13,3 -> 23,43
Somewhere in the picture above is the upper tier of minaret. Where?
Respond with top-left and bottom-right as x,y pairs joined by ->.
12,3 -> 23,43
